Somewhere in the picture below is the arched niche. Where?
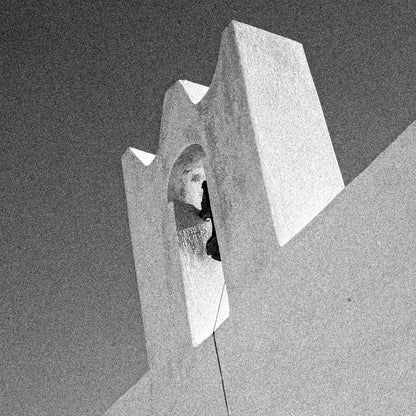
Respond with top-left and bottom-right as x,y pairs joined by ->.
167,144 -> 229,347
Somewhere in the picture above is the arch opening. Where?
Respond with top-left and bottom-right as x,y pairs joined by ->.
168,144 -> 229,347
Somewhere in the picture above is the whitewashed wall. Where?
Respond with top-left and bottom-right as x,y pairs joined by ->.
102,22 -> 416,416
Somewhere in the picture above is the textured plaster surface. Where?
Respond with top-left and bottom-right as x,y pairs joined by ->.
199,21 -> 344,296
214,120 -> 416,415
103,21 -> 415,416
176,217 -> 229,346
109,116 -> 416,416
235,23 -> 344,246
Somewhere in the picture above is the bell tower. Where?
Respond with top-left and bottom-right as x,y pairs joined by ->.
119,20 -> 344,415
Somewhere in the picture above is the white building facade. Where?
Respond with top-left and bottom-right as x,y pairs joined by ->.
104,21 -> 416,416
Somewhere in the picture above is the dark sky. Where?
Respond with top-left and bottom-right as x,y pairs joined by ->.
1,1 -> 416,415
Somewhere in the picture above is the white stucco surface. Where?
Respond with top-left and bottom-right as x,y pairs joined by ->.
177,221 -> 229,346
234,23 -> 344,246
104,21 -> 416,416
199,21 -> 344,296
108,114 -> 416,416
213,120 -> 416,415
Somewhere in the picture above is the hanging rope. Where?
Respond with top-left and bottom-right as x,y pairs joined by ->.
212,282 -> 230,416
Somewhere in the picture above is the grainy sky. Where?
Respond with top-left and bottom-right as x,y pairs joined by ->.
1,1 -> 416,415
